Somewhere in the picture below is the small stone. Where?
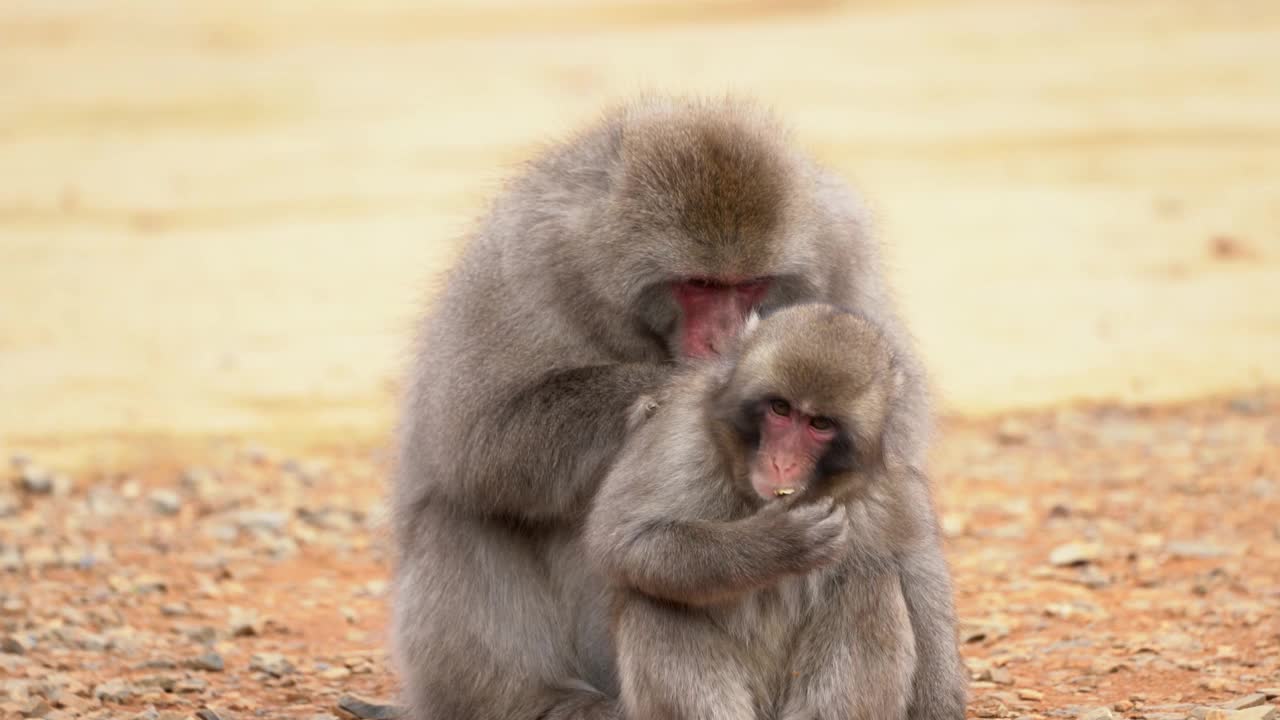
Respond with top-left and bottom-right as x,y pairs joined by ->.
0,492 -> 18,517
1204,677 -> 1235,692
132,709 -> 159,720
20,699 -> 52,718
17,466 -> 53,494
1167,540 -> 1229,559
1224,695 -> 1270,711
179,624 -> 219,644
996,418 -> 1030,444
336,695 -> 401,720
1049,542 -> 1103,566
133,575 -> 168,594
1206,707 -> 1277,720
174,677 -> 208,694
249,652 -> 294,677
148,490 -> 182,516
310,715 -> 341,720
160,602 -> 190,617
319,666 -> 351,681
986,667 -> 1013,685
1089,657 -> 1128,675
186,651 -> 225,672
93,679 -> 138,703
232,510 -> 287,533
1079,708 -> 1114,720
195,707 -> 237,720
136,674 -> 177,692
2,634 -> 34,655
227,607 -> 262,637
1017,689 -> 1044,701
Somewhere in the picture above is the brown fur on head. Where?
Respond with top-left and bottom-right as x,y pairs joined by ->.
610,97 -> 795,276
710,303 -> 903,502
557,96 -> 826,361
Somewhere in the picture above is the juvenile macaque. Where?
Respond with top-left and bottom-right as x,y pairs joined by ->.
391,96 -> 953,720
587,304 -> 967,720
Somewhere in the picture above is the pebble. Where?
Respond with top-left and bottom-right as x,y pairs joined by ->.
93,679 -> 139,703
186,651 -> 225,672
319,666 -> 351,681
174,677 -> 209,694
996,418 -> 1031,444
19,699 -> 52,718
160,602 -> 190,617
16,466 -> 54,494
2,634 -> 34,655
148,490 -> 182,515
227,607 -> 263,637
1078,708 -> 1114,720
1205,707 -> 1277,720
1049,542 -> 1103,567
1224,695 -> 1271,711
231,510 -> 288,533
248,652 -> 295,677
1167,540 -> 1229,559
336,695 -> 401,720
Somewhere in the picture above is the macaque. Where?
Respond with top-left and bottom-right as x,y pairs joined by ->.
587,304 -> 966,720
391,96 -> 956,719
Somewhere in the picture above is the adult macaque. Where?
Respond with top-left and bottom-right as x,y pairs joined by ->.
391,96 -> 949,719
587,305 -> 967,720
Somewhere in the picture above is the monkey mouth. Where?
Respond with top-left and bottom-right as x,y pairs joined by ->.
773,488 -> 796,497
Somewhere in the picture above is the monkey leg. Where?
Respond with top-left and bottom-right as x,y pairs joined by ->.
777,572 -> 916,720
393,507 -> 617,720
615,596 -> 755,720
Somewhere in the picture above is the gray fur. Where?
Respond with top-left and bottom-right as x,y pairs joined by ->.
391,96 -> 959,719
586,306 -> 967,720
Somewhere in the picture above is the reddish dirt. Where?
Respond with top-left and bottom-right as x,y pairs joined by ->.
3,392 -> 1277,719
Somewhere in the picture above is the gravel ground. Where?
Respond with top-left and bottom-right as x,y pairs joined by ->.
2,391 -> 1278,720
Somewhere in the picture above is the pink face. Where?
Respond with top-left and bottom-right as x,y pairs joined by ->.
749,398 -> 837,500
671,278 -> 771,359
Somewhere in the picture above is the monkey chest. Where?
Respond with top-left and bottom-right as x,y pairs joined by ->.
718,575 -> 825,656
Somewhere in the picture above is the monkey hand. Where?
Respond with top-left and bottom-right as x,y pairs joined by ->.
752,497 -> 850,575
625,394 -> 661,432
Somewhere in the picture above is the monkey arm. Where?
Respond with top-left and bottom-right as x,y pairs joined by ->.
896,484 -> 968,720
593,515 -> 799,607
453,363 -> 671,521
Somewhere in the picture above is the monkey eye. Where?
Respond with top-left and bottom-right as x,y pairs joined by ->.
769,399 -> 792,417
810,417 -> 836,432
688,278 -> 716,289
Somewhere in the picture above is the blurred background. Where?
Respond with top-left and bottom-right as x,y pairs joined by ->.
2,4 -> 1279,715
2,0 -> 1278,448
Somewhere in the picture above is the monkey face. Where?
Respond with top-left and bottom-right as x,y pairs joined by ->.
747,396 -> 842,499
712,304 -> 900,501
671,278 -> 771,359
